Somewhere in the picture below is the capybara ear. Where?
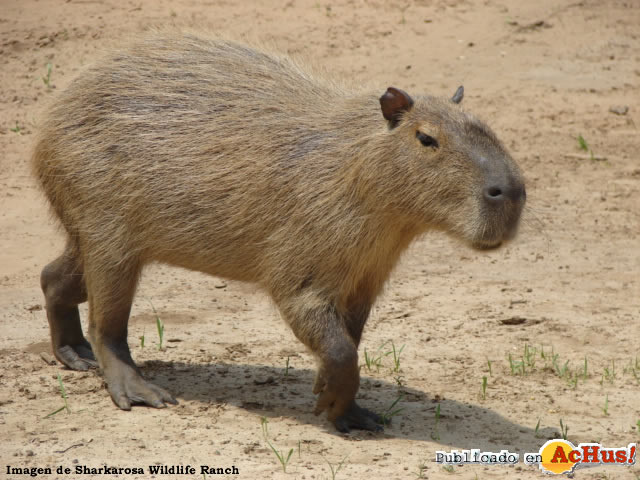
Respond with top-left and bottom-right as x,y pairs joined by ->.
451,85 -> 464,104
379,87 -> 414,128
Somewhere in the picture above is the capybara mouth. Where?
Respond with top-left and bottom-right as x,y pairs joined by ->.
472,239 -> 503,250
470,218 -> 520,250
471,200 -> 524,250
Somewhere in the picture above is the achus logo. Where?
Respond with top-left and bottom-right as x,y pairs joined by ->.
534,440 -> 636,474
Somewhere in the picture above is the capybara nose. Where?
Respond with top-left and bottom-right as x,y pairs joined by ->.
483,181 -> 525,205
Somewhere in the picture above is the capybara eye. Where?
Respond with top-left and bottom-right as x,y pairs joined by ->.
416,131 -> 439,148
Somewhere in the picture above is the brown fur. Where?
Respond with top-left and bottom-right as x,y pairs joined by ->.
32,30 -> 525,432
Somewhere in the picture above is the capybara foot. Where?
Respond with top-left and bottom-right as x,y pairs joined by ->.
105,367 -> 177,410
333,402 -> 384,433
55,340 -> 98,371
313,351 -> 360,426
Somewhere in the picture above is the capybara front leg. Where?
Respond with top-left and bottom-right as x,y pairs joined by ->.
281,300 -> 382,433
41,241 -> 96,371
86,260 -> 177,410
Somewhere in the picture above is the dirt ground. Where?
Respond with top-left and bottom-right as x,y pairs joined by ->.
1,0 -> 639,479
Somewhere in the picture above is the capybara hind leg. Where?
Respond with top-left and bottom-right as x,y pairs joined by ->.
41,242 -> 96,371
86,261 -> 177,410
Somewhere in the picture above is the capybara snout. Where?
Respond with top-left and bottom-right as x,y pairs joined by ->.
33,31 -> 525,432
468,135 -> 526,248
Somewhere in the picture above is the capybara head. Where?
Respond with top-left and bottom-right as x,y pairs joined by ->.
378,86 -> 525,249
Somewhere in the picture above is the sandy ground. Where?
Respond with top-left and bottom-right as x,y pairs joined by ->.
1,0 -> 639,479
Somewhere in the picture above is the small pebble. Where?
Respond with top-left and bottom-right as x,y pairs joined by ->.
609,105 -> 629,115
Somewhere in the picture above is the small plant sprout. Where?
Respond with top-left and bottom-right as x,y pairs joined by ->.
602,395 -> 609,416
601,360 -> 617,385
139,327 -> 145,348
364,347 -> 373,372
535,418 -> 542,438
583,356 -> 589,379
381,394 -> 404,424
442,464 -> 455,473
509,343 -> 584,388
42,62 -> 53,89
10,122 -> 22,134
417,459 -> 428,479
284,356 -> 291,377
363,341 -> 391,373
506,344 -> 539,375
260,416 -> 294,473
146,299 -> 164,350
577,134 -> 588,151
577,134 -> 596,161
391,341 -> 405,373
399,3 -> 410,24
487,358 -> 493,376
45,374 -> 71,418
480,376 -> 488,400
508,352 -> 525,375
416,460 -> 429,480
267,441 -> 294,473
623,356 -> 639,383
523,344 -> 537,369
560,419 -> 569,440
552,355 -> 569,378
156,312 -> 164,350
324,453 -> 349,480
363,347 -> 374,371
431,403 -> 441,441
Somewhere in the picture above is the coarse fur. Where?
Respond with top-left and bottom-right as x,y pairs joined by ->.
32,30 -> 525,432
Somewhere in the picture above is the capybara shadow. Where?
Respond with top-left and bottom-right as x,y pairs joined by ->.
141,359 -> 556,450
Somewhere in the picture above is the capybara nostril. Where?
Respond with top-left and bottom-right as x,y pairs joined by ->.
484,182 -> 525,205
484,185 -> 504,203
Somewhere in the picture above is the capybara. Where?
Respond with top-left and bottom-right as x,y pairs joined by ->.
33,30 -> 525,433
